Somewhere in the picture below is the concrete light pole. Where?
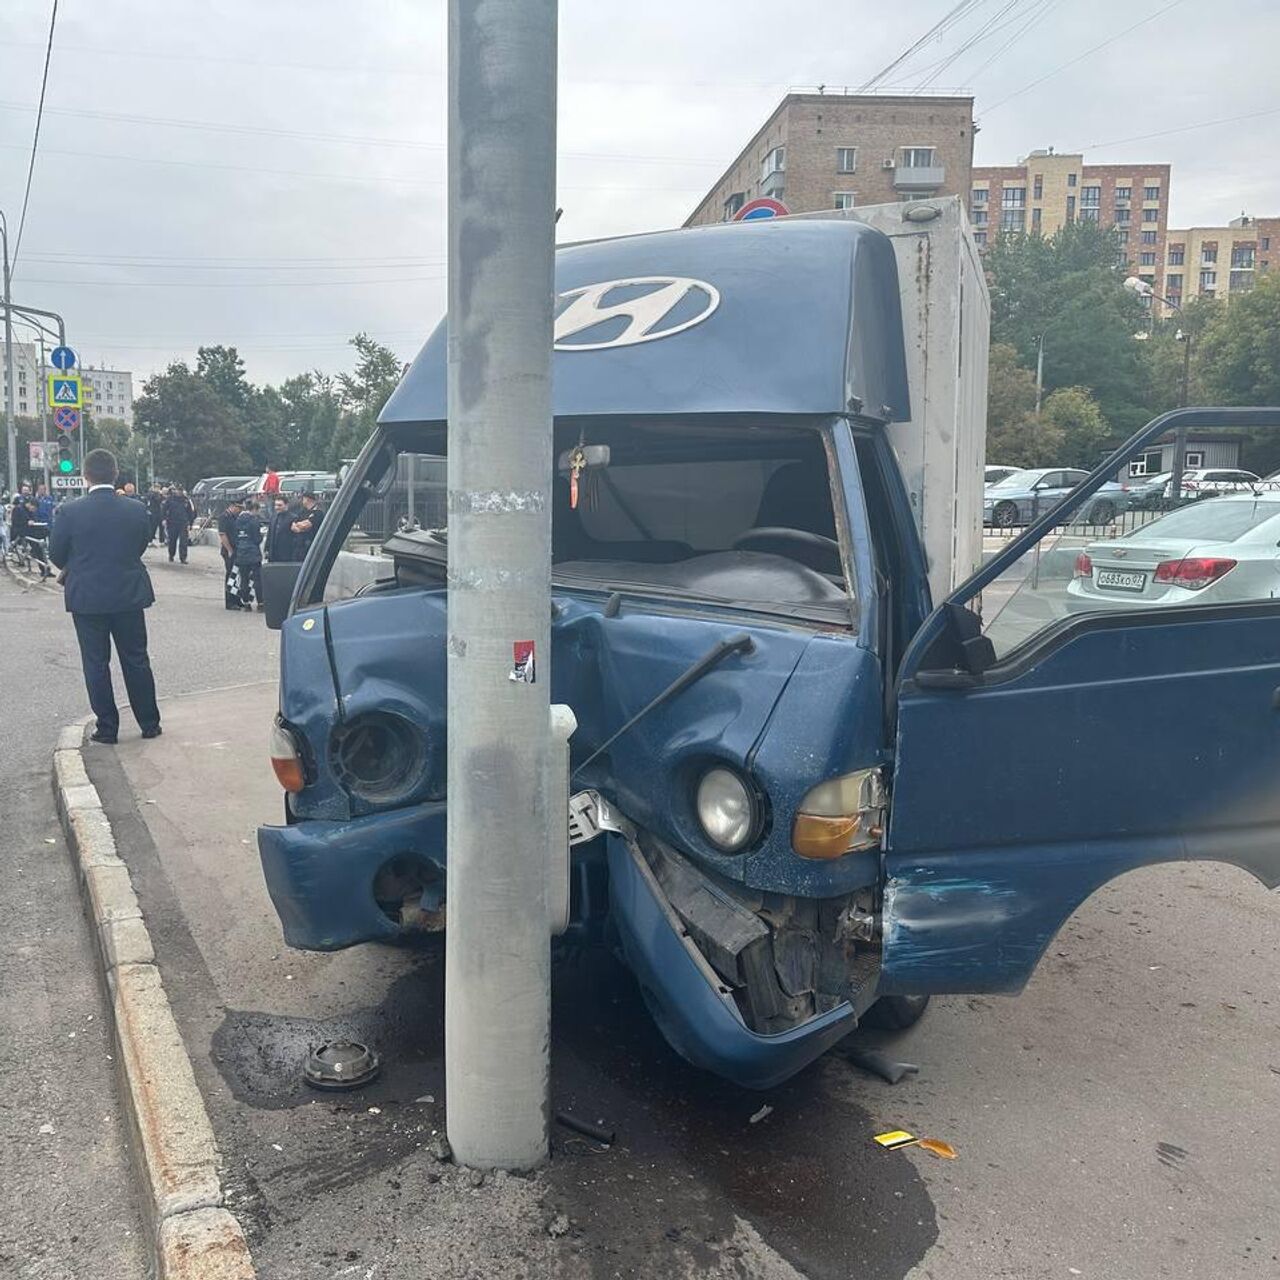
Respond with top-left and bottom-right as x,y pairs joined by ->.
444,0 -> 559,1170
1,210 -> 16,493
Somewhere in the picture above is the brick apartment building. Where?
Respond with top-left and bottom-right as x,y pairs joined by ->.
1162,213 -> 1280,313
971,149 -> 1172,299
685,92 -> 974,226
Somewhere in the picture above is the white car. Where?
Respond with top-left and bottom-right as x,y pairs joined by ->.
1067,494 -> 1280,611
985,464 -> 1019,486
1165,468 -> 1272,500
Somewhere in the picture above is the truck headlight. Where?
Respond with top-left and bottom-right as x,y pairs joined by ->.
695,767 -> 758,852
792,768 -> 886,860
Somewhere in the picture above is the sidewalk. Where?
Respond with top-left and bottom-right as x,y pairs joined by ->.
76,683 -> 1280,1280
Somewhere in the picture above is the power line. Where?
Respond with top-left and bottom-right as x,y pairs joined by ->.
916,0 -> 1028,91
0,98 -> 723,166
959,0 -> 1066,85
1076,104 -> 1280,152
0,140 -> 708,194
858,0 -> 987,92
980,0 -> 1189,115
11,0 -> 58,269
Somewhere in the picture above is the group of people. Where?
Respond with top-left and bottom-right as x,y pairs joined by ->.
217,490 -> 323,611
142,485 -> 199,564
1,481 -> 59,569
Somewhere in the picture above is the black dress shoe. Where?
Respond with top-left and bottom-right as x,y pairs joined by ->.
90,731 -> 118,745
141,726 -> 163,740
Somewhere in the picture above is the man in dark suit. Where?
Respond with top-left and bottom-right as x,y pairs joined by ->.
49,449 -> 161,745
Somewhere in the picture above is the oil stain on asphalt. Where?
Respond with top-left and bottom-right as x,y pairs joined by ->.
212,947 -> 937,1279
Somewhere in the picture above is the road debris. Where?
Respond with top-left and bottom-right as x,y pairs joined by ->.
844,1047 -> 921,1084
873,1129 -> 958,1159
38,1123 -> 55,1135
749,1104 -> 773,1124
547,1213 -> 571,1239
554,1109 -> 615,1146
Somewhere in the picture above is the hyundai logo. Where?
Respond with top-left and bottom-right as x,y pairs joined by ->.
553,276 -> 720,351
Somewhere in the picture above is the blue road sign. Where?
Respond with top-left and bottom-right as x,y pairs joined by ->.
50,345 -> 77,371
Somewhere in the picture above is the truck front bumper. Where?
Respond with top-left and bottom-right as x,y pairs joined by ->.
257,802 -> 446,951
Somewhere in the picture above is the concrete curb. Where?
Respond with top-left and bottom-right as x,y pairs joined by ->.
53,725 -> 256,1280
2,555 -> 61,594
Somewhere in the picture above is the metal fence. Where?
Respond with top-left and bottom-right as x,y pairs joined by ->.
983,495 -> 1217,543
347,454 -> 447,545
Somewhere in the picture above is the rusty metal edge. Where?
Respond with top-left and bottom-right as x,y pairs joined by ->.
52,720 -> 257,1280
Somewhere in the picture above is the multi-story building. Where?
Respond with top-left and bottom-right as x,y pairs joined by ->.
685,92 -> 975,226
970,149 -> 1172,299
0,342 -> 134,426
1161,214 -> 1279,312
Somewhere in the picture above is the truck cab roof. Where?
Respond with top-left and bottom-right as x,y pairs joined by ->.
379,218 -> 911,427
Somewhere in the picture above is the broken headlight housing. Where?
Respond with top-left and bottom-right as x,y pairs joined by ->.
329,712 -> 425,806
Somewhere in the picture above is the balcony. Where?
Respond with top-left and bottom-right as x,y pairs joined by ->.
893,164 -> 945,192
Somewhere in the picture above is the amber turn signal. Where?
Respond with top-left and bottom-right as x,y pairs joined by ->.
271,755 -> 306,794
792,812 -> 864,860
269,719 -> 306,793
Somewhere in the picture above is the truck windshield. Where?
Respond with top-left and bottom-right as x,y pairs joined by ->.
300,417 -> 855,623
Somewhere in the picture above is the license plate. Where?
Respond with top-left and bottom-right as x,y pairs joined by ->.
1096,568 -> 1147,592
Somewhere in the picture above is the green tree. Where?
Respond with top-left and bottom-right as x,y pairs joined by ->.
331,334 -> 404,465
1194,274 -> 1280,473
195,345 -> 252,415
985,342 -> 1061,467
134,362 -> 252,487
280,371 -> 341,467
984,221 -> 1150,435
1040,386 -> 1109,466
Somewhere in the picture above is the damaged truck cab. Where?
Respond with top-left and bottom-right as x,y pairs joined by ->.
258,201 -> 1280,1089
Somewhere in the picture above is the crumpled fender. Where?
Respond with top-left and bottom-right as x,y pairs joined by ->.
606,834 -> 855,1089
258,802 -> 445,951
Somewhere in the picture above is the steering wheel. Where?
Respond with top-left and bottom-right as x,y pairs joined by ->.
731,526 -> 841,572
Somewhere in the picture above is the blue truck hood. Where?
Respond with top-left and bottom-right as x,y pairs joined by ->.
379,219 -> 911,425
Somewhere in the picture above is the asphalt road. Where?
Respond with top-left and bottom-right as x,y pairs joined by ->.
83,601 -> 1280,1278
0,545 -> 276,1278
7,543 -> 1280,1278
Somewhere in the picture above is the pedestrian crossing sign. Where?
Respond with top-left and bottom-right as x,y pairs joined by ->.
48,374 -> 82,408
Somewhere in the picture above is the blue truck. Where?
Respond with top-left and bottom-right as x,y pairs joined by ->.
257,200 -> 1280,1089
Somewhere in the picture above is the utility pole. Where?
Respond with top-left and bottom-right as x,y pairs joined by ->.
37,334 -> 50,489
1,210 -> 16,493
444,0 -> 558,1170
1034,332 -> 1045,419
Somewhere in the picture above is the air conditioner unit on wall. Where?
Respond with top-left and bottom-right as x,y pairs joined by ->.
882,158 -> 896,170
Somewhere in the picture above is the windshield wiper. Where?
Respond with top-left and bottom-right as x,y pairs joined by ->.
570,632 -> 755,782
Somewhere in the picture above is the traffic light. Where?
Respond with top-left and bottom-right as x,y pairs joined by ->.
53,433 -> 76,475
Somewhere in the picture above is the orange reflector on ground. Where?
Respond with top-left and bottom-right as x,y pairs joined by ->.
874,1130 -> 958,1159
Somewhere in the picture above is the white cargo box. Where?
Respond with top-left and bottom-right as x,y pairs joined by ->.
796,197 -> 990,603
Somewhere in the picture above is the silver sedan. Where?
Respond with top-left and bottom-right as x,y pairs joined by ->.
1066,495 -> 1280,611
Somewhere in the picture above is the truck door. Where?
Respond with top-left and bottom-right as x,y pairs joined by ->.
879,407 -> 1280,996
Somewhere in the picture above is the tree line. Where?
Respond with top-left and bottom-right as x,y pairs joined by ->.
984,221 -> 1280,474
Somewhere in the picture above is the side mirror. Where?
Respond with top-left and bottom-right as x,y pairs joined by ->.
261,562 -> 303,631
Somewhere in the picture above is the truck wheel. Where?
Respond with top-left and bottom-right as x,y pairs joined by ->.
993,500 -> 1019,528
861,993 -> 931,1031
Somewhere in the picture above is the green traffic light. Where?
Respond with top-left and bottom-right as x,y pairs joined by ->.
58,457 -> 75,474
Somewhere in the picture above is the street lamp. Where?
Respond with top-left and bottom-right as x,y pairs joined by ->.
1125,275 -> 1193,501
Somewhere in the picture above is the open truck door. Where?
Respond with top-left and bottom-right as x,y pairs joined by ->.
880,408 -> 1280,996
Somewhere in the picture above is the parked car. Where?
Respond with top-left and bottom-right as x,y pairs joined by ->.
983,467 -> 1130,528
1164,468 -> 1271,500
253,470 -> 338,499
1067,493 -> 1280,611
1125,470 -> 1172,509
984,463 -> 1018,485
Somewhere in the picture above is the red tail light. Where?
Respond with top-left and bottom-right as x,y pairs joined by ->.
1153,556 -> 1237,590
1074,552 -> 1093,578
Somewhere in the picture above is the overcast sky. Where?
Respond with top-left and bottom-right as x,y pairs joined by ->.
0,0 -> 1276,387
